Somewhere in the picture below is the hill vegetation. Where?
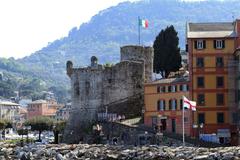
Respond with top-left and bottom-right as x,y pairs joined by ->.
0,0 -> 240,102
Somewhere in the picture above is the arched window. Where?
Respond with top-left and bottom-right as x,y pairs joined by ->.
169,99 -> 177,110
157,100 -> 165,111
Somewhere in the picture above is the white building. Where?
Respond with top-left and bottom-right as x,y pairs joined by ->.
0,101 -> 20,122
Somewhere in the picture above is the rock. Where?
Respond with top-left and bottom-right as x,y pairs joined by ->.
194,155 -> 209,160
56,153 -> 65,160
20,152 -> 28,160
107,153 -> 119,159
26,152 -> 32,159
222,152 -> 234,160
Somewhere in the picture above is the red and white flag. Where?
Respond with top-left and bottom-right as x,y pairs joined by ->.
183,96 -> 196,111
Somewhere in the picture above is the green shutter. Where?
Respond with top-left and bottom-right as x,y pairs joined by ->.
222,40 -> 225,48
214,40 -> 216,49
203,40 -> 206,49
194,41 -> 197,49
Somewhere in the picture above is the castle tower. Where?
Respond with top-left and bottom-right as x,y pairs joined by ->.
120,45 -> 154,82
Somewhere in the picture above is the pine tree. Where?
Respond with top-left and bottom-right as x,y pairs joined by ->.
153,25 -> 182,78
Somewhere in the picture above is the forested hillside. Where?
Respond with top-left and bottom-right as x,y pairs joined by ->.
1,0 -> 239,102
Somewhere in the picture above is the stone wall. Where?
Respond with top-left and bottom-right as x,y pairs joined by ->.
120,45 -> 154,82
63,45 -> 153,143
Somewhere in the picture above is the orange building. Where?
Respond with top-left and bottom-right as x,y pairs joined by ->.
187,20 -> 240,145
27,99 -> 61,119
144,74 -> 192,136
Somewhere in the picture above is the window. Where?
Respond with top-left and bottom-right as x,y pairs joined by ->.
194,40 -> 206,50
183,84 -> 188,91
197,94 -> 205,106
217,113 -> 224,123
168,86 -> 171,92
157,100 -> 165,111
216,77 -> 224,88
169,99 -> 177,110
171,85 -> 176,92
197,57 -> 204,68
216,57 -> 224,68
198,113 -> 205,124
74,82 -> 80,96
180,85 -> 183,91
157,86 -> 161,93
217,93 -> 224,105
197,77 -> 204,88
214,40 -> 225,49
161,86 -> 166,93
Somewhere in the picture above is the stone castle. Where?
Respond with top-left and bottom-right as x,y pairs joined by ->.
64,45 -> 153,143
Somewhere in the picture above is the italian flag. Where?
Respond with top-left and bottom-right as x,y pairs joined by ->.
139,19 -> 148,28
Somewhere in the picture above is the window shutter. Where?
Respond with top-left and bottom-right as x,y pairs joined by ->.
186,44 -> 188,52
169,100 -> 172,110
203,40 -> 206,49
214,40 -> 216,49
194,41 -> 197,49
222,40 -> 225,48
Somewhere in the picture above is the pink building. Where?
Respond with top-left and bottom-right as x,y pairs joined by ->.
27,99 -> 61,119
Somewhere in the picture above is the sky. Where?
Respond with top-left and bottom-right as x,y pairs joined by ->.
0,0 -> 134,59
0,0 -> 207,59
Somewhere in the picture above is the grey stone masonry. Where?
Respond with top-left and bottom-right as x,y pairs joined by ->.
63,45 -> 153,143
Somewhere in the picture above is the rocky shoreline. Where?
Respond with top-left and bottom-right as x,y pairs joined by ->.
0,142 -> 240,160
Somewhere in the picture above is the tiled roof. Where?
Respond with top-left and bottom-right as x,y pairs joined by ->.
187,22 -> 236,38
0,101 -> 20,106
189,22 -> 234,32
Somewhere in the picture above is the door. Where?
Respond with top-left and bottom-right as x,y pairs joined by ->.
161,119 -> 167,131
172,119 -> 176,133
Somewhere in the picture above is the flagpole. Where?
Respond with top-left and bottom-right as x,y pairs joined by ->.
138,16 -> 140,45
182,96 -> 185,146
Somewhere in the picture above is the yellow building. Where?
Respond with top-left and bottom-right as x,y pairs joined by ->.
187,20 -> 240,145
144,74 -> 192,135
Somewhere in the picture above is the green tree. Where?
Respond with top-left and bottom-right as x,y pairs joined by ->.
25,116 -> 54,141
53,120 -> 66,144
153,25 -> 182,78
0,119 -> 12,130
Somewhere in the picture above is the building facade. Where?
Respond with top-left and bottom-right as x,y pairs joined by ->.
144,74 -> 191,136
187,20 -> 240,145
56,103 -> 71,121
0,101 -> 20,122
27,99 -> 61,119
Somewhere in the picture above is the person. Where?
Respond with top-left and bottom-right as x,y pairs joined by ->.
113,137 -> 117,145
